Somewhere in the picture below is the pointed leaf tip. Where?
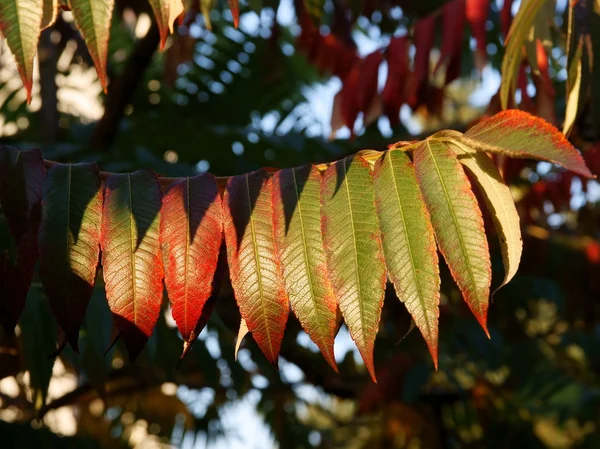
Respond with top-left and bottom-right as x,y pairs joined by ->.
321,157 -> 386,382
69,0 -> 114,92
464,110 -> 595,178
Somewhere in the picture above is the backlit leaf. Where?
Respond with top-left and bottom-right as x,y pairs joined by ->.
38,163 -> 103,352
223,170 -> 289,366
69,0 -> 114,92
448,141 -> 522,291
160,174 -> 223,344
272,165 -> 338,371
148,0 -> 184,50
234,317 -> 248,360
0,0 -> 43,103
563,37 -> 583,136
229,0 -> 240,28
414,140 -> 491,334
373,150 -> 440,367
462,110 -> 594,178
500,0 -> 547,109
101,170 -> 163,361
321,156 -> 386,381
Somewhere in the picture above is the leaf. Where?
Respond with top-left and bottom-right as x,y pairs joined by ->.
101,170 -> 164,361
357,51 -> 382,117
321,156 -> 386,381
20,287 -> 57,410
0,147 -> 45,331
466,0 -> 489,69
272,165 -> 338,371
563,37 -> 583,136
0,0 -> 43,103
373,151 -> 440,367
223,170 -> 289,366
200,0 -> 214,31
0,146 -> 45,244
160,174 -> 223,344
234,317 -> 248,360
229,0 -> 240,28
462,110 -> 594,178
448,141 -> 522,292
38,163 -> 103,353
434,0 -> 466,84
340,62 -> 361,135
500,0 -> 547,109
148,0 -> 184,50
382,36 -> 409,127
41,0 -> 59,29
412,15 -> 436,107
414,140 -> 491,335
69,0 -> 114,92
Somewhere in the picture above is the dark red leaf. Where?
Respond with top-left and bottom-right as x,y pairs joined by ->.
466,0 -> 489,68
382,36 -> 409,127
412,15 -> 436,108
340,62 -> 362,136
357,50 -> 383,116
160,174 -> 223,344
101,170 -> 164,361
434,0 -> 466,84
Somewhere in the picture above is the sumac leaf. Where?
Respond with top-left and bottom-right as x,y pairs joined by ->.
373,151 -> 440,366
463,110 -> 594,178
101,170 -> 163,361
435,0 -> 466,84
69,0 -> 115,92
414,140 -> 491,334
0,0 -> 43,103
272,165 -> 338,371
148,0 -> 184,50
42,0 -> 59,29
382,36 -> 409,127
449,142 -> 522,291
321,157 -> 386,381
0,147 -> 45,331
223,170 -> 288,366
357,51 -> 383,118
412,14 -> 436,107
466,0 -> 489,68
229,0 -> 240,28
38,163 -> 103,352
160,174 -> 223,344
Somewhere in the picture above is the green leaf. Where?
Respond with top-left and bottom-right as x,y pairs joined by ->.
373,150 -> 440,367
223,170 -> 289,366
321,156 -> 386,382
148,0 -> 184,50
414,140 -> 491,335
38,163 -> 103,352
500,0 -> 548,109
272,165 -> 338,371
462,110 -> 594,178
69,0 -> 114,92
448,141 -> 522,292
563,36 -> 584,136
20,287 -> 57,410
0,0 -> 43,103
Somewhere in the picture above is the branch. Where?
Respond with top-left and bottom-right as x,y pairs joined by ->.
90,22 -> 160,151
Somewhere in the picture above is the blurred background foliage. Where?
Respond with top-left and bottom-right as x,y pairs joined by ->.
1,0 -> 600,448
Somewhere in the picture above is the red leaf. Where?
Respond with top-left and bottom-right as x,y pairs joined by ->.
382,36 -> 409,127
412,15 -> 436,108
101,170 -> 164,361
229,0 -> 240,28
340,62 -> 362,136
434,0 -> 466,84
160,174 -> 223,344
357,51 -> 383,116
223,170 -> 289,366
38,163 -> 103,352
466,0 -> 489,69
